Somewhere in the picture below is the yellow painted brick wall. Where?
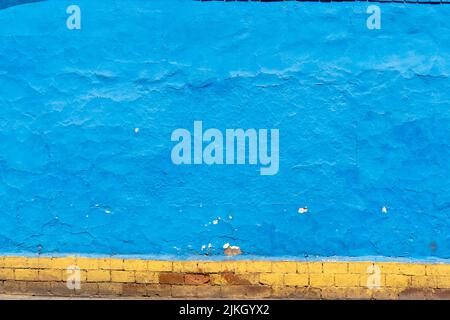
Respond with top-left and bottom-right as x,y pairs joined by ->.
0,256 -> 449,299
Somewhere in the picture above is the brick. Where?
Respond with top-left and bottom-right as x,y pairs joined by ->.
173,261 -> 199,273
123,259 -> 147,271
234,273 -> 260,285
86,270 -> 111,282
98,258 -> 124,270
37,258 -> 54,269
184,274 -> 210,285
307,262 -> 323,273
3,257 -> 29,268
272,286 -> 321,299
51,257 -> 77,269
172,285 -> 221,298
385,275 -> 410,287
426,264 -> 450,276
221,285 -> 272,299
398,288 -> 435,300
271,261 -> 297,273
259,273 -> 284,286
122,283 -> 147,297
437,276 -> 450,289
3,281 -> 28,294
372,288 -> 401,300
15,269 -> 39,281
322,287 -> 372,300
210,273 -> 227,285
284,273 -> 309,287
434,289 -> 450,299
110,258 -> 125,270
197,262 -> 224,273
76,257 -> 99,270
411,276 -> 437,288
26,258 -> 41,269
50,282 -> 75,296
111,271 -> 135,283
146,260 -> 172,272
294,287 -> 322,299
245,261 -> 272,273
25,281 -> 52,296
135,271 -> 158,284
213,272 -> 258,285
146,284 -> 172,297
379,263 -> 401,274
159,272 -> 185,285
270,286 -> 297,298
73,283 -> 99,297
221,261 -> 238,272
348,262 -> 373,274
310,274 -> 334,287
296,263 -> 309,273
98,283 -> 122,296
398,264 -> 426,276
323,262 -> 348,274
0,269 -> 15,280
334,274 -> 360,287
39,269 -> 64,281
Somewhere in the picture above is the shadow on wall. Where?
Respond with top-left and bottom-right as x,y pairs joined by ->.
0,0 -> 46,10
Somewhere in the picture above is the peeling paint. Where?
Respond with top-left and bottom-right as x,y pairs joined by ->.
298,207 -> 309,214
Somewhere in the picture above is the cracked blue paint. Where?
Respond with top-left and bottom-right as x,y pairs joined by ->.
0,0 -> 449,260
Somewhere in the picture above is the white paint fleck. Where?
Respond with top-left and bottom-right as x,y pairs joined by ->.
85,215 -> 89,218
201,245 -> 206,251
212,219 -> 219,225
134,128 -> 140,133
208,243 -> 212,248
223,243 -> 230,249
382,206 -> 388,214
228,215 -> 233,220
104,209 -> 111,214
298,207 -> 308,214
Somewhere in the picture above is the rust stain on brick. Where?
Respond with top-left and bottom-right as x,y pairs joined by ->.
159,272 -> 185,285
222,272 -> 253,285
184,274 -> 210,285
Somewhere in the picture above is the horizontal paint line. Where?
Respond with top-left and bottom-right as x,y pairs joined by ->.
0,254 -> 449,264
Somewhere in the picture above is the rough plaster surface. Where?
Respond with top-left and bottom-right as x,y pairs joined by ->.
0,0 -> 449,259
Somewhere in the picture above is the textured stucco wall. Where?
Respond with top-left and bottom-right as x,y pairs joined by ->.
0,0 -> 449,259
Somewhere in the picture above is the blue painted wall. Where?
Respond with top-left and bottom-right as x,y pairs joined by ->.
0,0 -> 449,259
